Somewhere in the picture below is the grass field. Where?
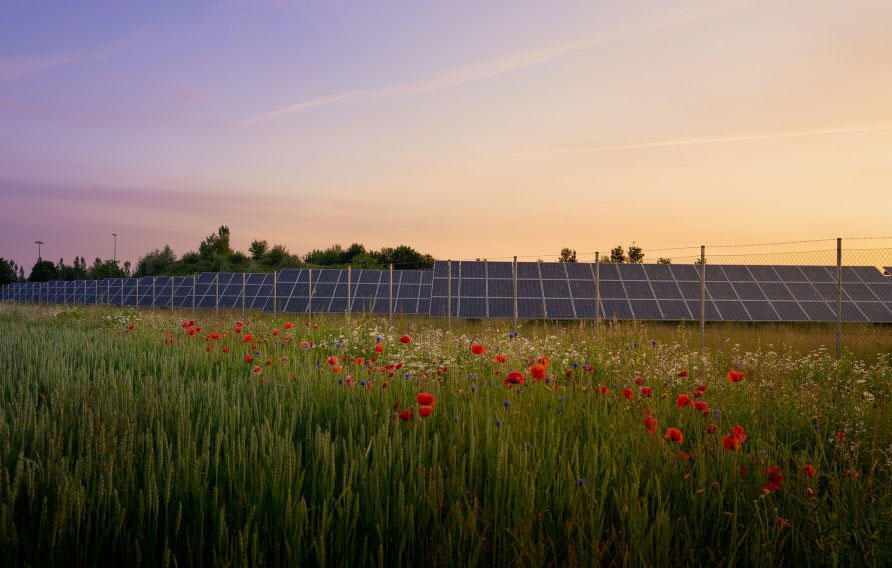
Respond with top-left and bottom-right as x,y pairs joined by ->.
0,304 -> 890,566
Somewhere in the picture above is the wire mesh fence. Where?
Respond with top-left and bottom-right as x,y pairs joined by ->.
2,238 -> 890,354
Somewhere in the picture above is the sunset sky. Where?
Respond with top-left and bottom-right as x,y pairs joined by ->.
2,0 -> 891,268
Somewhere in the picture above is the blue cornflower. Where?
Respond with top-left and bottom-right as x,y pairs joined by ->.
495,420 -> 502,427
713,407 -> 721,419
577,479 -> 585,488
375,335 -> 382,342
468,373 -> 477,379
471,384 -> 478,393
502,399 -> 510,408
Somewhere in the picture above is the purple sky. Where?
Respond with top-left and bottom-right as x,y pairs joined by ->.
2,0 -> 892,269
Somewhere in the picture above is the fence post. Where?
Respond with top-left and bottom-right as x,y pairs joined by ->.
192,275 -> 196,318
241,272 -> 246,317
308,269 -> 313,320
595,252 -> 601,331
152,277 -> 156,312
388,263 -> 394,323
273,271 -> 278,316
699,245 -> 706,349
836,237 -> 842,357
215,273 -> 219,315
346,266 -> 351,316
513,256 -> 518,332
447,260 -> 452,329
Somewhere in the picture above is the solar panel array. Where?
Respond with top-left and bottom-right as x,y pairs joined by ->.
431,261 -> 892,322
3,263 -> 890,322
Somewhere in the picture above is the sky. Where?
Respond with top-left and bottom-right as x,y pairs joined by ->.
2,0 -> 892,269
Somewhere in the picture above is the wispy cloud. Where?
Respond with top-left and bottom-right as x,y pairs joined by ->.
175,88 -> 209,102
504,124 -> 892,157
0,52 -> 103,81
239,0 -> 763,126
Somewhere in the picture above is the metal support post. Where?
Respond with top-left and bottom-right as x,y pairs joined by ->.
152,276 -> 156,312
388,263 -> 394,323
308,269 -> 313,320
273,271 -> 278,315
699,245 -> 706,349
192,275 -> 196,318
346,266 -> 351,316
215,273 -> 219,315
595,252 -> 601,330
447,260 -> 452,329
513,256 -> 518,332
241,272 -> 246,316
836,237 -> 842,357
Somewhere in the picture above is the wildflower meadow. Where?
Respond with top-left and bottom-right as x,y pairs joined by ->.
0,304 -> 890,566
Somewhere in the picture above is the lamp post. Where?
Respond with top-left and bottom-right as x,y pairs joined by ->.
34,240 -> 44,261
111,233 -> 117,263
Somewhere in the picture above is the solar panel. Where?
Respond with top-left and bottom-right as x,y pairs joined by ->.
650,280 -> 683,299
630,299 -> 662,320
706,281 -> 738,300
748,265 -> 781,281
602,298 -> 633,320
785,282 -> 822,301
597,263 -> 620,280
774,266 -> 807,281
742,301 -> 779,321
771,301 -> 810,321
686,300 -> 721,321
714,300 -> 749,321
731,282 -> 767,301
487,262 -> 514,278
643,263 -> 673,280
569,279 -> 595,298
855,302 -> 892,322
842,283 -> 879,301
676,281 -> 702,300
539,263 -> 566,279
658,299 -> 693,320
721,265 -> 754,281
573,299 -> 598,319
545,298 -> 575,319
516,263 -> 540,279
518,298 -> 545,318
598,280 -> 626,299
869,283 -> 891,301
705,266 -> 729,281
542,279 -> 571,297
759,282 -> 795,301
618,263 -> 647,280
623,280 -> 654,299
799,301 -> 835,321
800,266 -> 834,282
565,263 -> 594,279
460,261 -> 486,278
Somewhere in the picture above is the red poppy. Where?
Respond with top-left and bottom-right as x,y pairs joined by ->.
597,385 -> 610,396
674,451 -> 691,461
837,430 -> 846,441
128,323 -> 135,331
622,388 -> 635,401
706,423 -> 717,434
806,487 -> 815,497
727,370 -> 745,383
634,375 -> 645,385
470,343 -> 487,355
272,330 -> 279,336
223,347 -> 230,353
418,405 -> 433,417
504,371 -> 525,386
776,516 -> 791,531
355,357 -> 365,366
243,334 -> 254,343
234,326 -> 242,334
530,365 -> 546,381
398,409 -> 413,422
326,355 -> 339,366
676,394 -> 691,409
284,322 -> 293,329
644,415 -> 658,435
763,466 -> 784,492
244,354 -> 253,363
493,354 -> 507,364
416,392 -> 436,406
664,428 -> 683,444
399,335 -> 412,344
332,364 -> 343,373
640,386 -> 653,397
537,355 -> 550,367
677,370 -> 688,378
801,464 -> 816,477
740,466 -> 748,478
843,470 -> 860,479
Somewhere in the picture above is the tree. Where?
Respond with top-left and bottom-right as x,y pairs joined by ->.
229,251 -> 249,266
199,226 -> 233,258
29,260 -> 59,282
0,258 -> 16,286
263,244 -> 290,266
135,246 -> 177,276
627,243 -> 644,264
248,239 -> 269,260
609,246 -> 626,263
87,258 -> 125,280
657,258 -> 672,264
558,248 -> 577,263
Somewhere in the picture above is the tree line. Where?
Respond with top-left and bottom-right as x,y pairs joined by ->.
0,226 -> 436,285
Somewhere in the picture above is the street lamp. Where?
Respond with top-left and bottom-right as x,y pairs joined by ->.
111,233 -> 117,263
34,240 -> 44,261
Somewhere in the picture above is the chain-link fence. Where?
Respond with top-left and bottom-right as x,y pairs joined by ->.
2,238 -> 891,354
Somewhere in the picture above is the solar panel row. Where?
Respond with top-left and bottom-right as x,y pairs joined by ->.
3,263 -> 890,322
430,261 -> 892,322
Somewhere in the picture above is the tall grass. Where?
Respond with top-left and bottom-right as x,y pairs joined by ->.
0,305 -> 890,566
